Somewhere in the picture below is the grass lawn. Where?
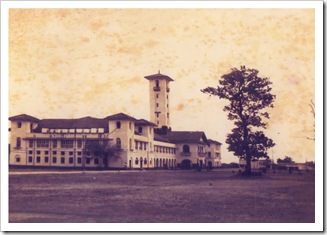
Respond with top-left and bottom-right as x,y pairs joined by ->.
9,169 -> 315,223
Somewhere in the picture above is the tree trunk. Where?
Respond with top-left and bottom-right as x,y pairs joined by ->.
245,156 -> 251,175
103,157 -> 108,169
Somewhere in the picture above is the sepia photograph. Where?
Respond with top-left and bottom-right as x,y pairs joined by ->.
1,1 -> 323,232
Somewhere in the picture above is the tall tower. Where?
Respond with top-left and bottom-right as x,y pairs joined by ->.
144,71 -> 174,128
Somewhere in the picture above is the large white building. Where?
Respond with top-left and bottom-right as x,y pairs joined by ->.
9,72 -> 222,169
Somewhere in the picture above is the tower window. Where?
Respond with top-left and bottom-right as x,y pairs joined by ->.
16,137 -> 21,148
116,138 -> 121,149
156,103 -> 159,107
155,80 -> 159,88
167,113 -> 169,118
138,126 -> 143,133
156,94 -> 159,99
116,121 -> 121,129
17,122 -> 22,128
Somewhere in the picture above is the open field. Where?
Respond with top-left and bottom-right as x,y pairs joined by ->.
9,169 -> 315,223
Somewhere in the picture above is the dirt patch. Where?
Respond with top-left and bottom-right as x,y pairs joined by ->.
9,170 -> 315,223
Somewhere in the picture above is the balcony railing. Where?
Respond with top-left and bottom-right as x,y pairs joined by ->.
153,87 -> 161,91
181,152 -> 191,156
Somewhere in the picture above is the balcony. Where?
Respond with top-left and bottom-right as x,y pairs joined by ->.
153,87 -> 161,92
181,152 -> 191,157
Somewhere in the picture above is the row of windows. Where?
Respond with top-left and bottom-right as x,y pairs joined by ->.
23,156 -> 99,165
197,145 -> 206,153
27,150 -> 90,156
26,139 -> 84,148
154,146 -> 176,154
42,128 -> 105,134
135,141 -> 147,151
133,157 -> 176,166
21,139 -> 109,149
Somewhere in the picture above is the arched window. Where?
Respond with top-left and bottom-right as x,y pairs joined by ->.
183,145 -> 190,153
155,80 -> 159,88
129,122 -> 132,130
129,138 -> 132,150
144,158 -> 147,164
135,157 -> 139,165
116,138 -> 121,149
16,137 -> 21,148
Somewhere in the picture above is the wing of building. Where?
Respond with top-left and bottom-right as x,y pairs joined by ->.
8,72 -> 222,169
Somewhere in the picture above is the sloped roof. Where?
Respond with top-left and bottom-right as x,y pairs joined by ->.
135,119 -> 157,127
166,131 -> 208,144
154,133 -> 171,143
207,139 -> 222,145
106,113 -> 137,121
9,114 -> 39,122
144,72 -> 174,82
34,116 -> 108,132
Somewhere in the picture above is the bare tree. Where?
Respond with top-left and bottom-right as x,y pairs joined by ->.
307,99 -> 315,141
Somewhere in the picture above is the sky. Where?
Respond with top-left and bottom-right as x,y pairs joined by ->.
7,6 -> 316,163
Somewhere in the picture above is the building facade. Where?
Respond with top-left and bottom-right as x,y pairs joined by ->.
9,72 -> 222,169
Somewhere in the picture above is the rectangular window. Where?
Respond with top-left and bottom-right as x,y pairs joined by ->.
61,140 -> 73,148
28,156 -> 33,163
45,157 -> 49,163
28,150 -> 33,155
144,143 -> 147,151
52,157 -> 57,163
61,151 -> 65,156
53,151 -> 57,155
16,157 -> 21,163
36,150 -> 41,155
69,157 -> 74,164
36,156 -> 41,163
69,151 -> 74,156
94,158 -> 99,165
140,142 -> 143,150
29,140 -> 33,148
77,157 -> 82,164
86,158 -> 91,164
37,139 -> 49,148
77,140 -> 82,148
77,151 -> 82,156
53,140 -> 57,148
135,141 -> 138,150
61,157 -> 65,164
45,151 -> 49,155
